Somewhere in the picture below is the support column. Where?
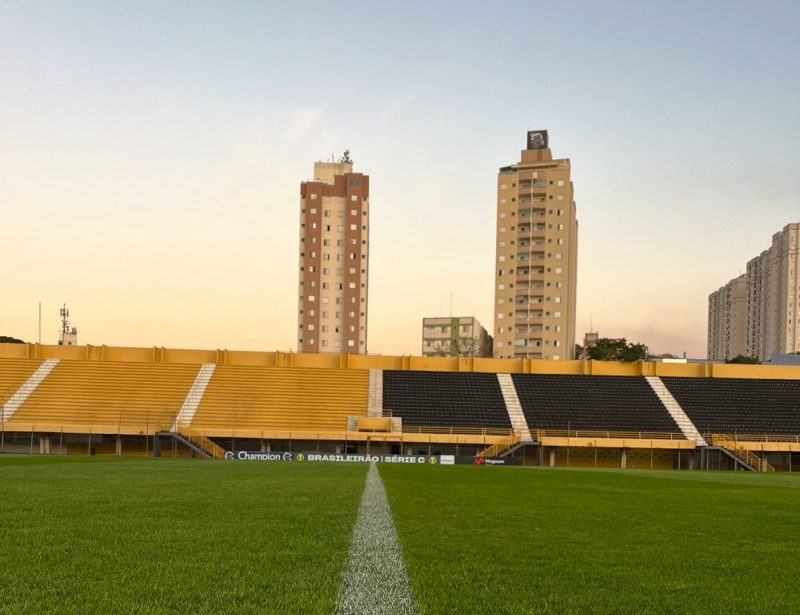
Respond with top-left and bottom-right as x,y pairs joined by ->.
620,447 -> 627,469
39,436 -> 51,455
153,434 -> 162,458
115,436 -> 122,457
549,448 -> 556,467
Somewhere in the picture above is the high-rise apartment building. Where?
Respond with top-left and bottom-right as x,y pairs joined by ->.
745,223 -> 799,360
707,274 -> 747,361
297,160 -> 369,354
493,130 -> 578,359
707,223 -> 799,362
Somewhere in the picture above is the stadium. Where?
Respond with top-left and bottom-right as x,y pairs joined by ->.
2,342 -> 799,471
3,342 -> 800,613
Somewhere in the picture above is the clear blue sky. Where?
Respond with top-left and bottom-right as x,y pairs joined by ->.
1,1 -> 798,357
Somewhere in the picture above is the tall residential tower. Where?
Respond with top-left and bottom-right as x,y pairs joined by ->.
493,130 -> 578,359
297,160 -> 369,353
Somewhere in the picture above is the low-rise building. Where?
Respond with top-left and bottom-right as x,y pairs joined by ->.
421,316 -> 493,357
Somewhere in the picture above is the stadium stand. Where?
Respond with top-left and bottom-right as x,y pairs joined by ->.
191,366 -> 368,434
0,359 -> 42,409
661,377 -> 800,435
5,360 -> 198,434
511,374 -> 681,432
382,370 -> 511,429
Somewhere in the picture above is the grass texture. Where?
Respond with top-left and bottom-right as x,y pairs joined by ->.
380,465 -> 800,614
0,456 -> 366,614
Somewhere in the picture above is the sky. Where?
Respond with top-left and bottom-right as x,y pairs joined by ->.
1,1 -> 798,358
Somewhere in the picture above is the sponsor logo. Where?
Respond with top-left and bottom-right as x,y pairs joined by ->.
224,451 -> 234,460
439,455 -> 455,465
296,453 -> 305,462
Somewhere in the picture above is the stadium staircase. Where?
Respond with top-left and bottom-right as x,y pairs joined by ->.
0,358 -> 59,422
496,374 -> 533,444
171,363 -> 216,431
645,376 -> 706,445
709,434 -> 775,472
476,430 -> 522,458
177,427 -> 226,459
367,369 -> 384,417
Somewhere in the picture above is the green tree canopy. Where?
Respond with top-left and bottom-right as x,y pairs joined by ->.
726,355 -> 760,364
0,336 -> 25,344
587,338 -> 648,362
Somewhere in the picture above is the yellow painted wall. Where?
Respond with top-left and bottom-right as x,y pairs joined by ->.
2,342 -> 800,380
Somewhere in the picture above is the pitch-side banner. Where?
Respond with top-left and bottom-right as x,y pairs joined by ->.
224,451 -> 437,463
223,451 -> 520,465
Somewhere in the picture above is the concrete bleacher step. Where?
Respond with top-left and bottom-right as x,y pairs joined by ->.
645,376 -> 707,446
496,373 -> 533,443
172,363 -> 216,431
0,358 -> 60,422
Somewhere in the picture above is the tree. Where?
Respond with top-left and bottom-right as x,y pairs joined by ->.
574,344 -> 583,359
587,338 -> 648,362
726,355 -> 760,364
431,335 -> 490,358
0,336 -> 25,344
338,149 -> 353,164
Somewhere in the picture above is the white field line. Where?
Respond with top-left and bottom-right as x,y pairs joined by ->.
336,463 -> 418,615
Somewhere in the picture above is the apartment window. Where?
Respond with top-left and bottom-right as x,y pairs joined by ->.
308,266 -> 315,272
310,193 -> 317,200
500,212 -> 507,219
348,340 -> 355,347
307,324 -> 315,331
351,195 -> 358,201
310,222 -> 317,229
308,309 -> 315,316
308,295 -> 315,302
500,198 -> 507,205
350,209 -> 357,216
498,284 -> 505,290
323,210 -> 331,217
321,340 -> 328,347
337,210 -> 344,218
350,224 -> 358,230
554,311 -> 561,318
499,241 -> 506,247
498,313 -> 504,320
498,327 -> 504,334
308,338 -> 315,345
309,208 -> 317,214
499,256 -> 506,262
349,282 -> 356,289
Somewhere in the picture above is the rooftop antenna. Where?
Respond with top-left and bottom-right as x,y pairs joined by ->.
58,304 -> 78,346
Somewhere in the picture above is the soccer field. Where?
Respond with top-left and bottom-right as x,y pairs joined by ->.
2,457 -> 799,614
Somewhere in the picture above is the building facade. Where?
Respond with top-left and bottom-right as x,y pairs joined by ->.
297,161 -> 369,354
493,130 -> 578,359
707,274 -> 747,361
421,316 -> 493,357
745,223 -> 799,360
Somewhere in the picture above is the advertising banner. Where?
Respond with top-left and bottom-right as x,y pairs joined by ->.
224,451 -> 438,464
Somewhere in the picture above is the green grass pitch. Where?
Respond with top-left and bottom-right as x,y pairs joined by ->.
2,456 -> 799,614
